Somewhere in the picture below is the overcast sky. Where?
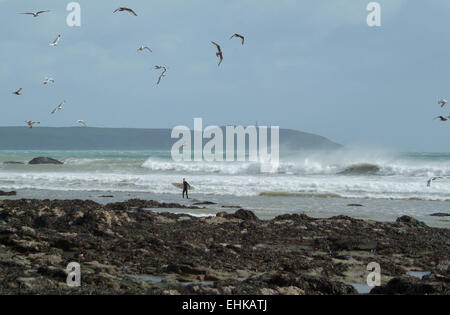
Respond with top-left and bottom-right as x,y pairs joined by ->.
1,0 -> 449,151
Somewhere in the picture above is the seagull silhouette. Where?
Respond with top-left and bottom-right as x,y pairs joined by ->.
76,120 -> 87,127
20,10 -> 50,17
154,66 -> 168,85
51,101 -> 65,114
25,120 -> 40,128
137,46 -> 152,53
211,41 -> 223,66
427,176 -> 447,187
434,116 -> 450,121
230,33 -> 245,45
113,7 -> 137,16
438,99 -> 448,108
12,88 -> 22,95
43,77 -> 55,85
49,35 -> 61,47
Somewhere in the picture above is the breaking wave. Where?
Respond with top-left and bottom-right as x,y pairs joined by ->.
140,157 -> 450,178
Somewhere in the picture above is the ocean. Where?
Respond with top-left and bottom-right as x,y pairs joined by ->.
0,149 -> 449,228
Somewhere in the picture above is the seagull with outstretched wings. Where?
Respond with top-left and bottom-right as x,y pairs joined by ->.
76,120 -> 87,127
20,10 -> 50,17
113,7 -> 137,16
230,33 -> 245,45
434,116 -> 450,121
49,35 -> 61,47
154,65 -> 168,85
211,41 -> 223,66
427,176 -> 447,187
25,120 -> 40,128
51,101 -> 65,114
137,46 -> 152,53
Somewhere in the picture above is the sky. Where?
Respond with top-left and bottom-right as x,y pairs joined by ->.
0,0 -> 449,151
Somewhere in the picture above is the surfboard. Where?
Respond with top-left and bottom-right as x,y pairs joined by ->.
172,183 -> 195,190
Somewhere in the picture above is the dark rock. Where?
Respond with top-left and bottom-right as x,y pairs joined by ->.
37,266 -> 68,281
3,161 -> 25,165
274,213 -> 311,221
105,199 -> 200,210
396,216 -> 427,227
430,213 -> 450,217
347,204 -> 364,207
0,190 -> 16,196
28,157 -> 63,165
227,209 -> 258,221
370,277 -> 445,295
0,198 -> 448,295
259,272 -> 357,295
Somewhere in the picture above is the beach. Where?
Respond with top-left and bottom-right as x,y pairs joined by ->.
1,150 -> 450,228
0,150 -> 449,294
0,198 -> 448,295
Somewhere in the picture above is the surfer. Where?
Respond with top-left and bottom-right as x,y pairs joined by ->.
182,178 -> 190,199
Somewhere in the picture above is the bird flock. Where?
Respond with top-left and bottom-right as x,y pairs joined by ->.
12,7 -> 246,127
434,98 -> 449,121
13,10 -> 81,128
11,7 -> 450,190
427,98 -> 450,186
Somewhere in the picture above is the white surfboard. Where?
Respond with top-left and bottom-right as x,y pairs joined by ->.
172,182 -> 195,190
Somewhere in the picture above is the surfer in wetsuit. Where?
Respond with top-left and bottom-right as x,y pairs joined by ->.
182,178 -> 189,199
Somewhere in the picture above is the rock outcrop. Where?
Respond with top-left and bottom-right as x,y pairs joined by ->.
28,157 -> 63,165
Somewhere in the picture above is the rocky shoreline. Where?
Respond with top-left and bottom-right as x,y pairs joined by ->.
0,198 -> 448,295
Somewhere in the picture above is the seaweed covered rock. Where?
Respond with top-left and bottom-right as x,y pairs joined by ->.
28,157 -> 63,165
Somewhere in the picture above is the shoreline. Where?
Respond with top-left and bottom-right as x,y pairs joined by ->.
1,188 -> 450,229
0,198 -> 448,295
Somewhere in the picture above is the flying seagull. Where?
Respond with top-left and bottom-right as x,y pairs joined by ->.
113,7 -> 137,16
25,120 -> 40,128
49,35 -> 61,47
230,33 -> 245,45
434,116 -> 450,121
76,120 -> 87,127
154,65 -> 168,85
12,88 -> 22,95
211,41 -> 223,66
51,101 -> 65,114
43,77 -> 55,85
20,10 -> 50,17
137,46 -> 152,53
427,176 -> 447,187
438,99 -> 448,108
